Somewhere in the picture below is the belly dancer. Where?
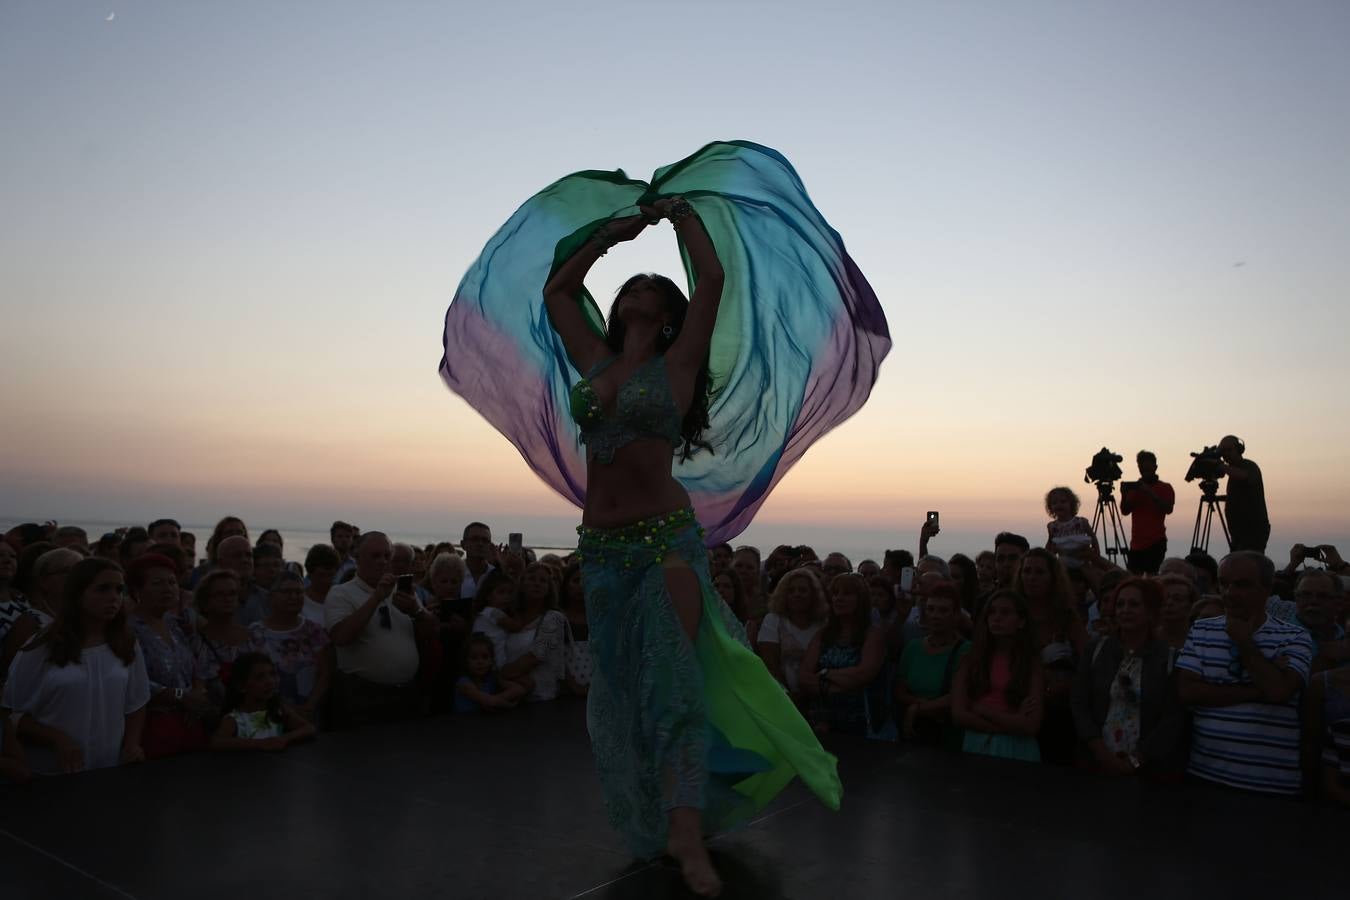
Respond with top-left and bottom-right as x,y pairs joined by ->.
440,141 -> 888,897
546,198 -> 837,895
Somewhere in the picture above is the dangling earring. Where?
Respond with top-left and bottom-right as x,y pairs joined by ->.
661,324 -> 674,340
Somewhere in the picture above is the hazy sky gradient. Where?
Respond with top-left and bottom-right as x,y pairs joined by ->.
3,1 -> 1348,558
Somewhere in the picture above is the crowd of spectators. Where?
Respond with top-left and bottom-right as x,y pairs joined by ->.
1,448 -> 1346,808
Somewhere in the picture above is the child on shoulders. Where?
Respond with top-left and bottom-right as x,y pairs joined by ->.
470,571 -> 525,668
1045,486 -> 1097,569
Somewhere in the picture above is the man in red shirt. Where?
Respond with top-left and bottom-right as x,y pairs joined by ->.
1120,450 -> 1175,575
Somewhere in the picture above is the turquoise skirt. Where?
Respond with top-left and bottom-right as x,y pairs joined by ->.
578,509 -> 842,859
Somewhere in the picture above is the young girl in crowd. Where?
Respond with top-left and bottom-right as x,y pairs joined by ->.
1,558 -> 150,774
211,653 -> 316,751
1014,548 -> 1088,765
1044,487 -> 1096,569
455,634 -> 527,712
470,570 -> 523,668
952,590 -> 1045,762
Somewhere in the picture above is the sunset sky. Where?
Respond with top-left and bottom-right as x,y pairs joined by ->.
2,1 -> 1348,560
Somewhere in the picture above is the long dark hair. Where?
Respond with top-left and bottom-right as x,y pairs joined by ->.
222,652 -> 284,724
39,557 -> 137,667
819,573 -> 872,649
206,516 -> 248,563
1012,547 -> 1080,641
712,568 -> 747,622
947,553 -> 980,614
965,589 -> 1038,709
559,563 -> 584,613
606,273 -> 715,461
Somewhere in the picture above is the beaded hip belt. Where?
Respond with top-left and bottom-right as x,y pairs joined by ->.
575,508 -> 703,567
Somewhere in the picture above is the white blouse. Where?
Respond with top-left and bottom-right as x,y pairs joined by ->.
757,613 -> 824,692
2,642 -> 150,774
503,611 -> 569,702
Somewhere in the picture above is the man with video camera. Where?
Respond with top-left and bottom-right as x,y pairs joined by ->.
1119,450 -> 1175,575
1219,435 -> 1270,553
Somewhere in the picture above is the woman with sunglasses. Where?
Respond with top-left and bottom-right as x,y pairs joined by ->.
1070,577 -> 1185,777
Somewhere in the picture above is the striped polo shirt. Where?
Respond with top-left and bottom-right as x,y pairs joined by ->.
1177,615 -> 1314,795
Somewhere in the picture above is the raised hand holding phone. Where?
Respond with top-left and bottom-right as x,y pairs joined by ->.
392,573 -> 418,615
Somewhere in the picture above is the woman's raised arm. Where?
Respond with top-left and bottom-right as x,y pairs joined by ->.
650,198 -> 724,374
543,215 -> 650,373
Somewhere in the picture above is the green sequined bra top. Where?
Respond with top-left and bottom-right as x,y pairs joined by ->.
569,356 -> 682,464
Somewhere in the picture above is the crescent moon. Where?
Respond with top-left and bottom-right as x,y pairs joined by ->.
106,11 -> 115,20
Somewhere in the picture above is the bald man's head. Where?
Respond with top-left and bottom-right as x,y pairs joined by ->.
216,535 -> 253,580
355,532 -> 392,584
390,542 -> 417,577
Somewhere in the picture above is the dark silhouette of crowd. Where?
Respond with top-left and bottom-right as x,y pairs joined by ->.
1,444 -> 1345,808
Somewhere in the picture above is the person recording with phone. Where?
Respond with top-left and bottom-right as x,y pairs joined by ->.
1218,435 -> 1270,553
324,532 -> 438,728
1279,543 -> 1347,579
918,511 -> 940,560
1119,450 -> 1175,575
1269,550 -> 1348,673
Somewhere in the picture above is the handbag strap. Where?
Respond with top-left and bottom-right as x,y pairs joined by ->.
201,633 -> 228,668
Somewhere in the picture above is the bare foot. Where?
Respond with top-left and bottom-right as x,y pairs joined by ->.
667,811 -> 722,897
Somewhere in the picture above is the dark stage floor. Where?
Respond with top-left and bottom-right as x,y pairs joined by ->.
1,698 -> 1341,899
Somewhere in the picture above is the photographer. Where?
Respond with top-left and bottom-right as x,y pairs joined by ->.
1218,436 -> 1270,553
325,532 -> 437,728
1119,451 -> 1175,575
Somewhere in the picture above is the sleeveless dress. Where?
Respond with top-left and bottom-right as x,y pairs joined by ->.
815,643 -> 868,735
228,709 -> 284,740
573,357 -> 841,859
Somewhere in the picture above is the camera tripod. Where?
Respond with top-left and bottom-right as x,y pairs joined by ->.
1090,481 -> 1129,566
1189,479 -> 1231,556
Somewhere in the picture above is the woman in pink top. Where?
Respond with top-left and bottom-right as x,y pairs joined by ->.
952,590 -> 1044,762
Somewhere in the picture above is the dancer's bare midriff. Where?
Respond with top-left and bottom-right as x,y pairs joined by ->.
582,437 -> 692,529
